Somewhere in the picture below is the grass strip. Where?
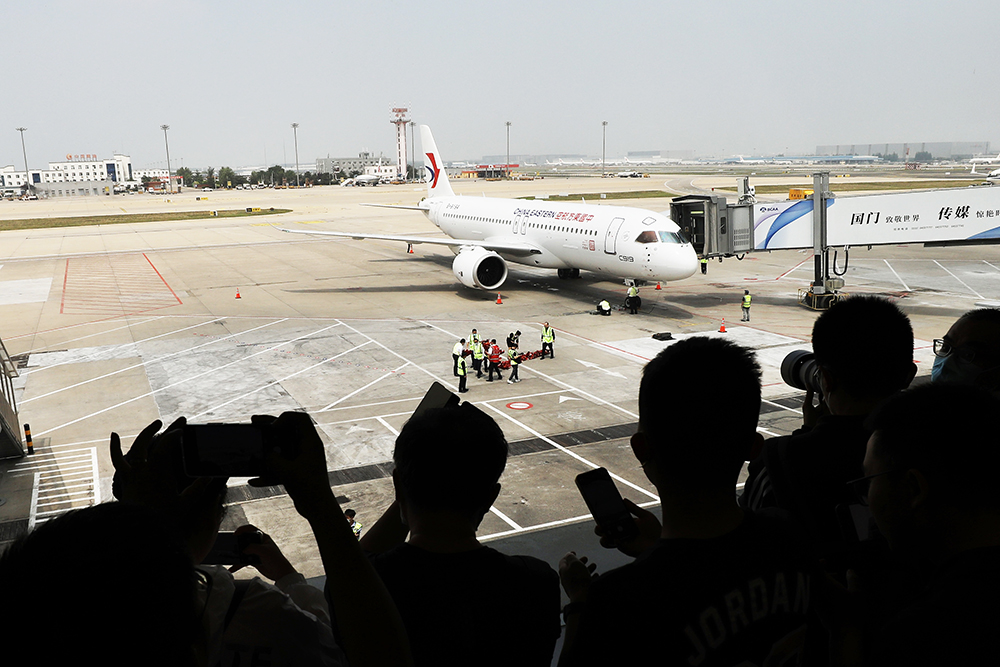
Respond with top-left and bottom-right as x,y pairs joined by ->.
716,180 -> 984,194
519,190 -> 679,201
0,208 -> 292,232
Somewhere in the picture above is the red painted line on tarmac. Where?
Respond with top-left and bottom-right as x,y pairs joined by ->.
776,255 -> 813,280
59,258 -> 70,314
143,253 -> 182,304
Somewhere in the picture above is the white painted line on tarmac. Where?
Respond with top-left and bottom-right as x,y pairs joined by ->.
933,260 -> 985,299
32,321 -> 345,437
479,401 -> 657,501
762,398 -> 802,415
336,319 -> 457,392
520,365 -> 639,421
17,316 -> 164,354
375,416 -> 399,437
23,316 -> 224,378
189,340 -> 377,421
28,473 -> 40,530
489,506 -> 523,531
22,318 -> 288,404
884,260 -> 912,291
320,361 -> 410,412
482,500 -> 661,541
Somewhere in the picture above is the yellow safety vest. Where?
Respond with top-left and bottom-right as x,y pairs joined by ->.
743,295 -> 752,308
507,349 -> 519,365
457,357 -> 467,375
542,327 -> 554,343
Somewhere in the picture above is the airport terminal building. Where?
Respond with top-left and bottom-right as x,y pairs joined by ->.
316,152 -> 393,176
816,141 -> 991,159
1,154 -> 135,197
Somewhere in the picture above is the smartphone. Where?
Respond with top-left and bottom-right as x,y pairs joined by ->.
413,381 -> 460,417
202,531 -> 263,566
575,467 -> 639,543
182,423 -> 272,477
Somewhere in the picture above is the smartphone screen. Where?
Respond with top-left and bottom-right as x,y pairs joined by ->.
182,424 -> 266,477
575,468 -> 639,543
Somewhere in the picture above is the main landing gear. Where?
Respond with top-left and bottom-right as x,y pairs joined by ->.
557,268 -> 581,279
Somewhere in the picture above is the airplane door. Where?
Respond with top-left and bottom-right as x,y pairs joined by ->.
604,217 -> 626,254
513,215 -> 520,234
521,220 -> 527,234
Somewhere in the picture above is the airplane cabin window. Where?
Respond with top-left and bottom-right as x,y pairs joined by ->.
636,231 -> 659,244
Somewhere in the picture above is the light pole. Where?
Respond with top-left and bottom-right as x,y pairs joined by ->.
15,127 -> 29,194
409,120 -> 416,181
505,121 -> 511,179
602,121 -> 608,178
161,125 -> 173,193
291,123 -> 300,187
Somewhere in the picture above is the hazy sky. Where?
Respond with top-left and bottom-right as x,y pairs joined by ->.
2,0 -> 998,170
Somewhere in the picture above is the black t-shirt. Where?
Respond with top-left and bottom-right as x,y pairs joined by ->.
369,543 -> 560,667
872,546 -> 1000,666
564,511 -> 815,667
741,415 -> 870,548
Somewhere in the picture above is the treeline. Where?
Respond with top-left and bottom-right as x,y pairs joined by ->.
174,165 -> 349,188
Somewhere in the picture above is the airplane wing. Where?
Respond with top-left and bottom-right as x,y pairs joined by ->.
277,227 -> 542,257
360,203 -> 430,212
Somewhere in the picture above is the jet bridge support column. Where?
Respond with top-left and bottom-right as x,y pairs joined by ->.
800,172 -> 843,310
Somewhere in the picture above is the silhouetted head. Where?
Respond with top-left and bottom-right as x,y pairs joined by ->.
393,404 -> 507,521
865,383 -> 1000,554
637,337 -> 761,491
812,296 -> 915,400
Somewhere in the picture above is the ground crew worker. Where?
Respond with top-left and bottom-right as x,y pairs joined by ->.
700,257 -> 708,275
626,284 -> 639,314
541,323 -> 556,359
452,338 -> 466,376
507,344 -> 520,383
344,509 -> 363,539
487,339 -> 504,382
597,300 -> 611,316
470,328 -> 481,346
471,338 -> 485,378
457,354 -> 469,393
742,289 -> 752,321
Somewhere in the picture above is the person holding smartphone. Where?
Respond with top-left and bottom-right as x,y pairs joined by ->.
559,338 -> 816,667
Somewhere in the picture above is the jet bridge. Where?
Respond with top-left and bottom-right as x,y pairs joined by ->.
0,335 -> 23,459
672,173 -> 1000,308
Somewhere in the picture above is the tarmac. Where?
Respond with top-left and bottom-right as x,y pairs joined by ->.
2,175 -> 998,610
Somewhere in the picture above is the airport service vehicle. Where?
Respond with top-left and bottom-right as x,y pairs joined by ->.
280,126 -> 699,290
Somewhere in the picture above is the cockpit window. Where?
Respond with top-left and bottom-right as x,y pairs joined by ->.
635,230 -> 658,244
658,231 -> 683,244
641,216 -> 657,226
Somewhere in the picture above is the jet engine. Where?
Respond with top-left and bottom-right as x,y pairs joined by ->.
452,246 -> 508,290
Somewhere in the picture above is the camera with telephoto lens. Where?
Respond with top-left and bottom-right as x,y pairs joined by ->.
780,350 -> 824,394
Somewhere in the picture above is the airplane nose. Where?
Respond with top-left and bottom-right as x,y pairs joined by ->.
662,244 -> 699,281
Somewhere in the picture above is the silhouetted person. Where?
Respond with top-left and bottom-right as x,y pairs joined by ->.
358,402 -> 560,667
559,338 -> 815,666
741,296 -> 916,559
847,384 -> 1000,666
0,502 -> 203,667
931,307 -> 1000,393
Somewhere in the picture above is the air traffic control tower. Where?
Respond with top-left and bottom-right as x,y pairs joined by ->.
391,107 -> 409,180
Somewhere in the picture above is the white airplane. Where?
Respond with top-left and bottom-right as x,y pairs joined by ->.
970,152 -> 1000,165
279,126 -> 699,291
354,174 -> 381,186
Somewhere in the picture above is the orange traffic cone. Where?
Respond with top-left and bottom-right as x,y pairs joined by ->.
407,244 -> 414,254
235,288 -> 241,299
496,293 -> 503,305
655,282 -> 661,290
719,318 -> 726,333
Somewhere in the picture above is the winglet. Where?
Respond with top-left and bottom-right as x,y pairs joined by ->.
419,125 -> 455,199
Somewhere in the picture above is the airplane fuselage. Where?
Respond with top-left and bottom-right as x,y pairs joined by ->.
423,195 -> 699,282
